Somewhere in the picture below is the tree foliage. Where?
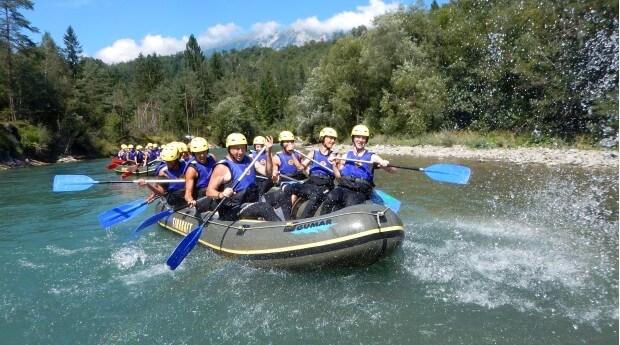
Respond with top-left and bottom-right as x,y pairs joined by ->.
1,0 -> 617,160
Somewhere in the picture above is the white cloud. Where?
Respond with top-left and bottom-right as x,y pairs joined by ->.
95,23 -> 241,64
197,23 -> 243,46
95,35 -> 188,64
291,0 -> 400,34
94,1 -> 399,64
251,21 -> 281,38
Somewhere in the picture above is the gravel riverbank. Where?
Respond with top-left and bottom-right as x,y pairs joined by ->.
331,144 -> 619,169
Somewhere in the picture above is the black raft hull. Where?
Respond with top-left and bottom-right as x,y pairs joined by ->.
155,202 -> 405,269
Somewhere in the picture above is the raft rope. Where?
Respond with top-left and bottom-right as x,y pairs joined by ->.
177,208 -> 393,231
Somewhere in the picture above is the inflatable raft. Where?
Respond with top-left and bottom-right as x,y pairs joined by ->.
115,164 -> 157,175
155,201 -> 405,269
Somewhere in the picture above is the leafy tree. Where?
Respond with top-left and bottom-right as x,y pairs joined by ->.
210,95 -> 255,145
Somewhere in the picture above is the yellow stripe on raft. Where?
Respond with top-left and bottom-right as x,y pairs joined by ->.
160,223 -> 404,256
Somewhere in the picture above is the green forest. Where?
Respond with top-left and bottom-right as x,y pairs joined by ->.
1,0 -> 618,162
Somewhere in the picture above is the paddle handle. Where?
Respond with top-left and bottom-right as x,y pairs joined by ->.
294,149 -> 335,174
166,146 -> 268,270
383,164 -> 422,171
334,157 -> 424,171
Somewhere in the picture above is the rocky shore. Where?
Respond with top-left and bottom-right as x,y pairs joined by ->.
1,146 -> 618,170
331,144 -> 619,169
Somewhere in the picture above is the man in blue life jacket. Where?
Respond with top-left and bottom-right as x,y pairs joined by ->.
281,127 -> 340,219
251,135 -> 273,196
272,130 -> 306,184
127,144 -> 136,161
184,137 -> 218,213
206,133 -> 281,221
138,145 -> 187,207
134,145 -> 146,166
261,130 -> 306,220
175,141 -> 191,162
116,144 -> 127,159
320,125 -> 396,215
146,143 -> 157,163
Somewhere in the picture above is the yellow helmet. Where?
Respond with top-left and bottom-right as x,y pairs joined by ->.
351,125 -> 370,138
153,143 -> 158,148
319,127 -> 338,139
253,136 -> 266,145
226,133 -> 248,147
146,143 -> 153,148
278,130 -> 295,142
121,144 -> 127,149
173,141 -> 188,153
190,137 -> 209,153
136,145 -> 143,150
128,144 -> 134,149
160,146 -> 180,162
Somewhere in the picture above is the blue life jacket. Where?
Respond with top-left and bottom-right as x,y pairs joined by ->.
157,160 -> 187,192
340,150 -> 374,181
184,156 -> 216,189
217,156 -> 256,192
135,151 -> 145,164
277,151 -> 301,175
251,151 -> 268,176
309,149 -> 334,177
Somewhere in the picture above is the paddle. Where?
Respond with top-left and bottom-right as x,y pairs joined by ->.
166,146 -> 268,270
52,175 -> 185,192
295,149 -> 402,213
98,198 -> 149,228
107,159 -> 129,169
98,195 -> 165,229
335,158 -> 471,185
132,199 -> 200,235
121,159 -> 163,178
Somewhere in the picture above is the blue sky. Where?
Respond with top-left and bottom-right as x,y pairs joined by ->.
27,0 -> 445,64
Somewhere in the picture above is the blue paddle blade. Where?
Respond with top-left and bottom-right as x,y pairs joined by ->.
371,189 -> 402,213
132,209 -> 175,234
424,164 -> 471,185
53,175 -> 97,192
98,199 -> 148,229
166,224 -> 205,270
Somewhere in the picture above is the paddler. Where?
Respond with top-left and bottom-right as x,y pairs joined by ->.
183,137 -> 218,212
251,135 -> 273,196
138,145 -> 187,207
206,133 -> 281,221
320,125 -> 396,215
282,127 -> 340,219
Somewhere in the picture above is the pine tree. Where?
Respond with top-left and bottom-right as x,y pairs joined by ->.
183,34 -> 203,73
0,0 -> 38,121
63,25 -> 82,78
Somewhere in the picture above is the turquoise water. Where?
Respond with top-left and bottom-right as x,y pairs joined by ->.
1,156 -> 617,344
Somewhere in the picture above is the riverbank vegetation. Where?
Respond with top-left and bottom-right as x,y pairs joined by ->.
0,0 -> 617,163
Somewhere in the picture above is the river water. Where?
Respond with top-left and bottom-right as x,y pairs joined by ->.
1,153 -> 617,344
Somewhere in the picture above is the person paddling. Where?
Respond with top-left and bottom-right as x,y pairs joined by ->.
138,145 -> 187,207
206,133 -> 281,221
183,137 -> 217,213
272,131 -> 306,184
320,125 -> 396,215
282,127 -> 340,219
251,136 -> 273,196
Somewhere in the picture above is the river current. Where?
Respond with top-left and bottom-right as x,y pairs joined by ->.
1,153 -> 617,344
